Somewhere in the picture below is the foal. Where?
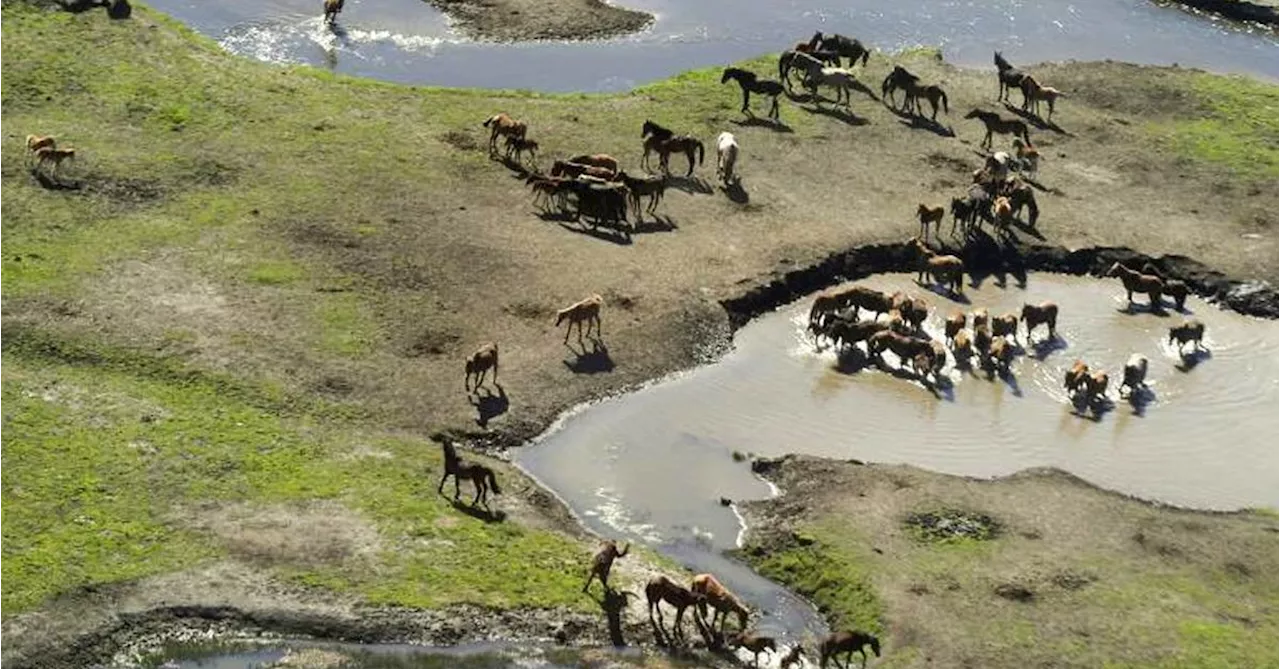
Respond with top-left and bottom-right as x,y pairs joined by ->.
583,539 -> 629,594
555,294 -> 604,343
1020,75 -> 1065,121
916,204 -> 945,241
464,342 -> 499,391
482,113 -> 527,156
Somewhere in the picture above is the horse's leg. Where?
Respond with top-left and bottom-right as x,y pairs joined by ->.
438,469 -> 450,495
741,87 -> 751,114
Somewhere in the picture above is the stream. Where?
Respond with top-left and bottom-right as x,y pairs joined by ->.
146,0 -> 1278,91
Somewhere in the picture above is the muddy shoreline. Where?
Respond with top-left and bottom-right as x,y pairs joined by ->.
423,0 -> 652,42
1163,0 -> 1279,27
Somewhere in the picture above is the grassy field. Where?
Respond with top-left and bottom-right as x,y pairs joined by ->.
737,457 -> 1279,669
2,0 -> 1276,664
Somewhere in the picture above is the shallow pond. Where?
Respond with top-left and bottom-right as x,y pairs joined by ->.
147,0 -> 1278,91
517,272 -> 1277,650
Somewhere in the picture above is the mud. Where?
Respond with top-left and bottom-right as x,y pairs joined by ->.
425,0 -> 652,42
1163,0 -> 1279,27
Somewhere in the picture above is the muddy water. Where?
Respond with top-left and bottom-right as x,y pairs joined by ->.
517,272 -> 1277,654
146,0 -> 1277,91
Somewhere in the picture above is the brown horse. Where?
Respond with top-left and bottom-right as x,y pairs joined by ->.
944,310 -> 966,345
654,135 -> 705,177
482,113 -> 527,156
25,134 -> 56,164
1019,75 -> 1064,121
503,135 -> 539,166
1084,370 -> 1110,404
868,330 -> 933,370
964,109 -> 1031,149
567,153 -> 620,176
33,146 -> 76,175
916,204 -> 945,241
819,630 -> 881,668
465,342 -> 499,391
437,441 -> 502,508
1064,360 -> 1090,397
780,644 -> 806,669
1141,262 -> 1189,311
988,337 -> 1014,374
727,632 -> 778,668
583,539 -> 629,594
1105,262 -> 1164,310
556,294 -> 604,343
615,170 -> 667,218
550,160 -> 615,181
991,312 -> 1019,344
1169,319 -> 1206,353
690,573 -> 751,637
1020,301 -> 1059,342
910,237 -> 965,294
905,80 -> 949,120
973,323 -> 993,362
645,575 -> 706,644
322,0 -> 344,25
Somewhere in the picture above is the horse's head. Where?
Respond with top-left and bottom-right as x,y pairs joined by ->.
963,109 -> 982,119
720,68 -> 733,84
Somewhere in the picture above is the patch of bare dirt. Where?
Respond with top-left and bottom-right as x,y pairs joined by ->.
429,0 -> 652,42
180,501 -> 383,567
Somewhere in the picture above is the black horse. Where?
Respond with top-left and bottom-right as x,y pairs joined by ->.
994,50 -> 1029,104
778,49 -> 840,91
814,32 -> 871,68
881,65 -> 920,109
721,67 -> 785,120
641,120 -> 676,170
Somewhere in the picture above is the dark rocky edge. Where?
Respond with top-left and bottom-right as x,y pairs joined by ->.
719,240 -> 1279,331
1159,0 -> 1278,27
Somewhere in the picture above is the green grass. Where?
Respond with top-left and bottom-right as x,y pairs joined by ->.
1148,72 -> 1279,180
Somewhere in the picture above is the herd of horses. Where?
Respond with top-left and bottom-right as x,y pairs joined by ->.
582,538 -> 881,668
805,250 -> 1210,415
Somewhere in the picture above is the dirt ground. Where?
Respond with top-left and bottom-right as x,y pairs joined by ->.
2,4 -> 1276,665
738,455 -> 1279,668
426,0 -> 652,41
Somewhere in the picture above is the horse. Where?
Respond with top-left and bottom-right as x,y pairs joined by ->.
965,109 -> 1031,149
645,575 -> 707,645
951,329 -> 974,364
322,0 -> 344,25
482,113 -> 527,156
819,630 -> 881,669
1020,301 -> 1059,342
1064,360 -> 1090,397
944,310 -> 967,345
905,81 -> 949,121
550,160 -> 615,181
1169,319 -> 1206,353
881,65 -> 920,109
583,539 -> 629,594
807,67 -> 864,107
690,573 -> 751,637
503,135 -> 539,166
992,196 -> 1014,233
716,132 -> 740,185
615,170 -> 667,218
973,323 -> 993,363
464,342 -> 499,391
727,632 -> 778,668
910,237 -> 965,294
437,441 -> 502,509
641,120 -> 676,171
779,644 -> 806,669
1119,353 -> 1148,398
991,312 -> 1019,345
567,153 -> 620,176
1084,370 -> 1110,404
33,146 -> 76,175
655,135 -> 705,177
1141,262 -> 1189,311
779,50 -> 841,91
897,295 -> 929,331
1004,180 -> 1039,227
25,134 -> 56,164
988,336 -> 1014,374
868,330 -> 934,370
829,319 -> 891,353
971,308 -> 990,329
556,294 -> 603,343
526,174 -> 573,212
721,67 -> 785,120
1011,137 -> 1040,179
993,50 -> 1028,103
1020,75 -> 1064,121
815,32 -> 872,68
1105,262 -> 1165,310
916,204 -> 945,241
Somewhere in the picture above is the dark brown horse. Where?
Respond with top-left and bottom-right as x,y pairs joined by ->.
994,50 -> 1028,104
819,630 -> 881,668
653,135 -> 705,177
964,109 -> 1031,149
583,539 -> 629,594
437,441 -> 502,509
645,574 -> 707,645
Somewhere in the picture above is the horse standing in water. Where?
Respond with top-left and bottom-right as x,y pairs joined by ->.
322,0 -> 344,25
721,67 -> 785,120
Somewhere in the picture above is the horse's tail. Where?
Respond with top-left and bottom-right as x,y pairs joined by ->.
778,53 -> 790,85
859,48 -> 870,67
485,467 -> 502,495
696,140 -> 704,166
940,89 -> 949,114
1027,192 -> 1039,226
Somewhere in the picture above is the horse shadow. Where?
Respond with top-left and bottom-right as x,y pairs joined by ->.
664,175 -> 715,195
731,116 -> 794,133
800,104 -> 868,127
498,155 -> 535,175
450,498 -> 506,523
632,214 -> 678,233
468,383 -> 509,428
588,587 -> 637,647
915,280 -> 971,304
31,170 -> 82,191
564,338 -> 615,374
1123,386 -> 1155,417
1028,335 -> 1068,361
1175,348 -> 1212,372
721,180 -> 749,204
1116,301 -> 1169,317
1000,103 -> 1071,135
1009,218 -> 1046,241
556,221 -> 634,246
834,347 -> 875,374
888,107 -> 955,137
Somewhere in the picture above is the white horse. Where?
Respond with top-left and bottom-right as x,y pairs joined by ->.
716,131 -> 739,185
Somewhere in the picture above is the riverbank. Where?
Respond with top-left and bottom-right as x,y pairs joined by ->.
736,455 -> 1279,668
1163,0 -> 1279,29
3,0 -> 1276,665
423,0 -> 652,42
